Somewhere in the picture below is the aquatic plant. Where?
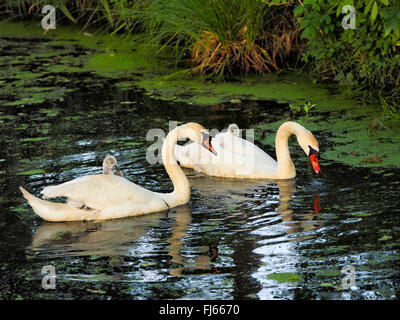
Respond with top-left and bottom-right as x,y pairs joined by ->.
289,101 -> 316,124
0,0 -> 129,31
130,0 -> 300,78
379,94 -> 400,120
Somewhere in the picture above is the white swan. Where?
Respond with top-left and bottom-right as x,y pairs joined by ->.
175,121 -> 320,179
103,155 -> 123,177
20,122 -> 216,222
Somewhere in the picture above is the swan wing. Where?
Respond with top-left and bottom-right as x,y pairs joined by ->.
41,174 -> 157,210
176,132 -> 279,178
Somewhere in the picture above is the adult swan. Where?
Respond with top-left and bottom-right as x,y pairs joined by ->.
175,121 -> 320,179
20,123 -> 216,222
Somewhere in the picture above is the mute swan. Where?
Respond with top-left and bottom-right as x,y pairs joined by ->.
175,121 -> 320,179
19,122 -> 216,222
103,155 -> 123,177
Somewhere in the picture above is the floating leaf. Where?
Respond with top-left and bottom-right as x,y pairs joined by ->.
229,99 -> 241,104
123,141 -> 142,146
86,288 -> 106,294
20,137 -> 50,142
39,109 -> 59,117
320,282 -> 334,287
140,261 -> 157,267
317,270 -> 341,277
17,169 -> 45,175
267,272 -> 302,283
11,207 -> 31,213
378,235 -> 392,241
351,212 -> 372,217
4,98 -> 45,106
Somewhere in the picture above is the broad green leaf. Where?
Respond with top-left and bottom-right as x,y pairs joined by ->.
383,26 -> 392,38
364,0 -> 374,15
371,2 -> 378,23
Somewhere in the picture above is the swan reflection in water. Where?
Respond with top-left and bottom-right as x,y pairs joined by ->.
27,174 -> 322,278
168,174 -> 323,276
27,210 -> 169,258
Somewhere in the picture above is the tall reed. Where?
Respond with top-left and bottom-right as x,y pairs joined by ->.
131,0 -> 300,78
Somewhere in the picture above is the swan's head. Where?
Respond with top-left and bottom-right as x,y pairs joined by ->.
182,122 -> 217,155
228,123 -> 240,136
297,129 -> 320,174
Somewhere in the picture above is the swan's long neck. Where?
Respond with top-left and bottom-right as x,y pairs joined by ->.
275,122 -> 302,179
161,127 -> 190,206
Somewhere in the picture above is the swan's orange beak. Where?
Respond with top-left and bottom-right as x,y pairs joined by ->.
309,154 -> 320,174
201,132 -> 217,155
203,137 -> 217,155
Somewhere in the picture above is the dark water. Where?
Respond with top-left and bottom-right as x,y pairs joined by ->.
0,35 -> 399,300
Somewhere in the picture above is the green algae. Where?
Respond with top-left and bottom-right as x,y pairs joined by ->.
20,137 -> 50,142
254,108 -> 400,168
267,272 -> 302,283
4,98 -> 45,106
316,270 -> 341,277
350,212 -> 373,217
16,169 -> 45,175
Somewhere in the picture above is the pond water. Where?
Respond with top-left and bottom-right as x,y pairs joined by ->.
0,34 -> 399,300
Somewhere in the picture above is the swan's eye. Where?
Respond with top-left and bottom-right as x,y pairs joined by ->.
308,145 -> 320,160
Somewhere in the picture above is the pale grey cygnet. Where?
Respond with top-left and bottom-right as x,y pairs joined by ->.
103,155 -> 123,177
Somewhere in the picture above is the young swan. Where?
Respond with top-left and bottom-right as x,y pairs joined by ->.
227,123 -> 240,136
19,122 -> 216,222
103,155 -> 123,177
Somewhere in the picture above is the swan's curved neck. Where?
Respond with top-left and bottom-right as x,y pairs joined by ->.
275,122 -> 302,179
161,127 -> 190,206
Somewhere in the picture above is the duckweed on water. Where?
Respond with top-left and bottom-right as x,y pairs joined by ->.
16,169 -> 45,176
267,273 -> 302,283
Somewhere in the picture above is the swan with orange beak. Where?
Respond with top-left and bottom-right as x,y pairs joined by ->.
175,121 -> 320,179
308,145 -> 320,174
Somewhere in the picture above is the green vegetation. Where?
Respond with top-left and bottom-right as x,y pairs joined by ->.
296,0 -> 400,92
289,101 -> 316,124
129,0 -> 299,78
1,0 -> 398,117
1,2 -> 399,169
267,272 -> 302,283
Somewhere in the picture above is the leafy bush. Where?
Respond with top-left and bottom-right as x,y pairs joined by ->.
295,0 -> 400,91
